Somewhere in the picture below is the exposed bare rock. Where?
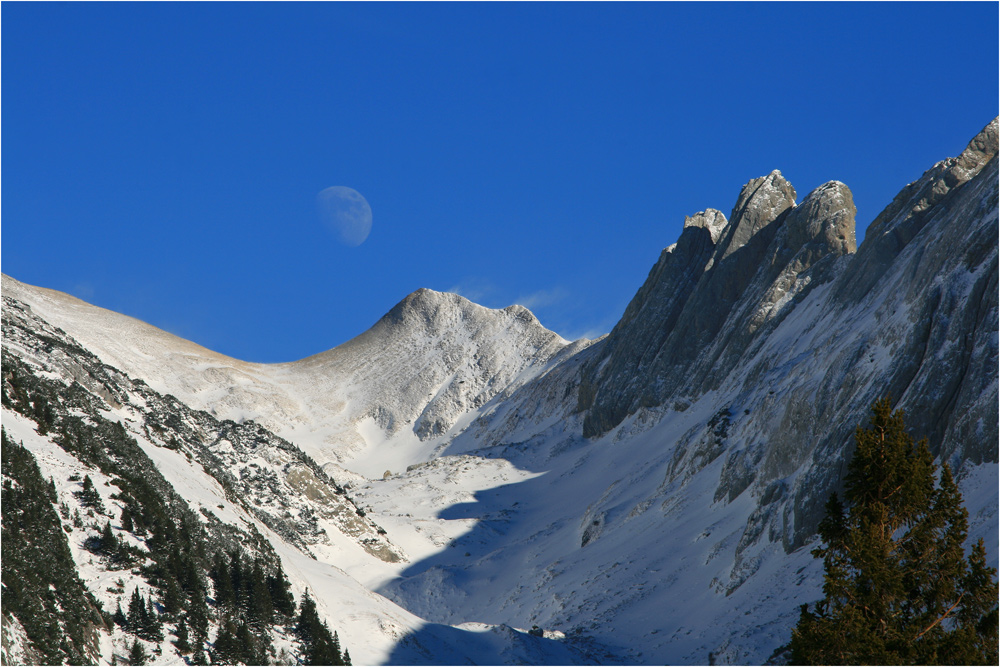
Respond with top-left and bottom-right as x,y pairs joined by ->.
579,169 -> 853,438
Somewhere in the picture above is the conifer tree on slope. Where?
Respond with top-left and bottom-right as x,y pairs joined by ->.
128,639 -> 148,667
296,590 -> 346,666
789,397 -> 998,665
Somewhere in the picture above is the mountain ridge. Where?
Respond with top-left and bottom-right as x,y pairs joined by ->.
0,275 -> 579,476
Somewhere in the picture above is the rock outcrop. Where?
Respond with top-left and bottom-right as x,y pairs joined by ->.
571,120 -> 996,550
578,169 -> 857,438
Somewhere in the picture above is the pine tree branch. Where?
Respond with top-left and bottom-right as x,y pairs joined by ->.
914,594 -> 963,640
883,482 -> 905,500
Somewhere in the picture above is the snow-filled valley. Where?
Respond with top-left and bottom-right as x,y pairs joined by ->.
2,118 -> 997,665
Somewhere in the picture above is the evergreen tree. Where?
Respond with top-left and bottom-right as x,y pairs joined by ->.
229,550 -> 245,608
211,552 -> 237,608
296,591 -> 346,665
33,395 -> 53,434
101,520 -> 119,556
121,506 -> 134,533
113,600 -> 128,629
789,398 -> 999,665
187,584 -> 210,642
161,576 -> 182,617
174,615 -> 191,654
210,619 -> 241,665
248,558 -> 274,626
268,570 -> 296,618
189,649 -> 208,666
142,596 -> 163,642
127,588 -> 145,633
308,635 -> 345,666
295,590 -> 320,645
236,618 -> 269,665
2,428 -> 105,664
180,554 -> 203,597
77,474 -> 105,512
343,648 -> 352,666
128,639 -> 147,666
330,632 -> 344,665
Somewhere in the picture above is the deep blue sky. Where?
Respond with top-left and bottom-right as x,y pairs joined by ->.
3,2 -> 997,362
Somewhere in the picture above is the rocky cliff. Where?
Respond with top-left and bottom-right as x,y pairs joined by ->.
378,119 -> 997,662
577,170 -> 857,437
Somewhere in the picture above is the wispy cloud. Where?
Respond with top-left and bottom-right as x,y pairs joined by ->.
512,287 -> 569,311
446,279 -> 613,341
446,277 -> 499,306
556,314 -> 617,342
71,283 -> 95,301
448,280 -> 570,312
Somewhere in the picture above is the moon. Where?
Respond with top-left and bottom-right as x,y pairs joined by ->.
317,186 -> 372,247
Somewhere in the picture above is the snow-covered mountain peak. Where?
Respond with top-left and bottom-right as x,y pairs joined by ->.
346,287 -> 554,348
0,276 -> 572,477
380,287 -> 472,325
282,285 -> 572,459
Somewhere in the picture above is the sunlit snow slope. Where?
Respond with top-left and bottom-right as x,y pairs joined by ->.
3,288 -> 603,665
0,279 -> 582,480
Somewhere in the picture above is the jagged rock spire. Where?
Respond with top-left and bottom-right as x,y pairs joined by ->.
579,168 -> 859,438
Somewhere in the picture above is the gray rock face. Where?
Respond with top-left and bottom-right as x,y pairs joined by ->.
836,118 -> 998,305
406,121 -> 997,659
577,117 -> 997,550
579,169 -> 855,438
766,124 -> 998,553
713,170 -> 798,265
576,210 -> 723,430
457,119 -> 996,600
